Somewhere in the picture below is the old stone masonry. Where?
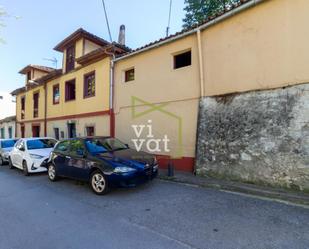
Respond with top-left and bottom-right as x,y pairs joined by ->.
196,83 -> 309,191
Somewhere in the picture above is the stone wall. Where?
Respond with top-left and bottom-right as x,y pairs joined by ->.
195,83 -> 309,191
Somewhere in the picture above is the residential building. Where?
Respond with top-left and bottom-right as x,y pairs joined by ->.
113,0 -> 309,182
0,116 -> 16,139
11,29 -> 129,139
0,92 -> 16,120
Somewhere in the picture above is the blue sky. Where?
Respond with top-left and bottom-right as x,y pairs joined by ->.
0,0 -> 185,92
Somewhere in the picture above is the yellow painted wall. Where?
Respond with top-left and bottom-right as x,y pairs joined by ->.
33,69 -> 49,81
16,85 -> 45,123
201,0 -> 309,96
46,57 -> 110,118
84,39 -> 102,55
114,35 -> 200,158
113,0 -> 309,159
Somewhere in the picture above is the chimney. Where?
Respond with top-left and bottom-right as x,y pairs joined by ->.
118,25 -> 125,46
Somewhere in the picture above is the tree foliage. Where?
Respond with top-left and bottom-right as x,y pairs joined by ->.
183,0 -> 241,29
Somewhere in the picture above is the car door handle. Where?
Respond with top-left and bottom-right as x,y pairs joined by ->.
65,156 -> 71,159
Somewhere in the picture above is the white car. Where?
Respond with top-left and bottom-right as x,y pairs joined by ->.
9,137 -> 57,176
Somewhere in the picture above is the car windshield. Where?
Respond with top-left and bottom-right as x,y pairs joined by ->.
27,139 -> 57,150
1,140 -> 17,148
85,138 -> 127,154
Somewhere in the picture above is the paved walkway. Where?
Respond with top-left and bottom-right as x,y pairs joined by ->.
159,169 -> 309,206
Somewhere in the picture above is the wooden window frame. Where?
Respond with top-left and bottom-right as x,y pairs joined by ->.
85,125 -> 95,137
83,71 -> 96,98
65,79 -> 76,102
66,44 -> 75,73
53,84 -> 60,105
33,91 -> 40,118
27,71 -> 32,82
124,68 -> 135,82
21,96 -> 26,120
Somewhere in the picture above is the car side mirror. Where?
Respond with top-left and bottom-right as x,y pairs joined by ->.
19,147 -> 25,152
125,144 -> 129,148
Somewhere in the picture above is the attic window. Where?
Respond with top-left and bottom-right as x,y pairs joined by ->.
174,50 -> 191,69
66,45 -> 75,73
27,71 -> 31,82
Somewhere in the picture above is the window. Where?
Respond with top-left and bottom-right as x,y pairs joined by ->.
84,72 -> 95,98
33,92 -> 39,118
1,140 -> 17,148
53,84 -> 60,104
86,126 -> 95,136
21,96 -> 25,119
67,123 -> 76,138
125,68 -> 135,82
70,139 -> 85,157
32,125 -> 40,137
66,45 -> 75,73
0,128 -> 4,139
54,128 -> 60,140
65,79 -> 76,101
174,50 -> 191,69
8,127 -> 12,139
27,139 -> 56,150
20,125 -> 25,138
27,71 -> 31,82
54,140 -> 70,153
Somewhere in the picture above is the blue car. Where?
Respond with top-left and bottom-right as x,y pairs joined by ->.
47,137 -> 158,195
0,139 -> 18,166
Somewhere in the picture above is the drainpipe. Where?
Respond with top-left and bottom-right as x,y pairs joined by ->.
44,82 -> 47,137
104,47 -> 116,138
196,29 -> 205,98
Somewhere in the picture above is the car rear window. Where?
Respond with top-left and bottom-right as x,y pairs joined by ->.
1,140 -> 17,148
27,139 -> 57,150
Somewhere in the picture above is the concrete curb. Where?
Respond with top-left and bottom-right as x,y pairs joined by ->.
158,171 -> 309,206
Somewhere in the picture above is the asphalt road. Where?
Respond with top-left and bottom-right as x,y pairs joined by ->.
0,166 -> 308,249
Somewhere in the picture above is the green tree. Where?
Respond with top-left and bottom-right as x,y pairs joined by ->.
183,0 -> 240,29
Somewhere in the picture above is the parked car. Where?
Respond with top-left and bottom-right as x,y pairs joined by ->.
47,137 -> 158,195
9,137 -> 57,175
0,139 -> 18,166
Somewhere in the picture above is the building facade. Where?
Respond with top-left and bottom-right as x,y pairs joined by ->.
113,0 -> 309,184
0,92 -> 16,120
12,29 -> 128,139
0,116 -> 16,139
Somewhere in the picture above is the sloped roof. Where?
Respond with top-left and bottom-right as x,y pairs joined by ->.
116,0 -> 261,60
19,65 -> 55,74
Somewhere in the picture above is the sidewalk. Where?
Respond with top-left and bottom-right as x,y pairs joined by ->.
158,169 -> 309,206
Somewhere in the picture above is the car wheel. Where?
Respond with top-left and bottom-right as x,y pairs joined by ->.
48,164 -> 58,182
0,156 -> 3,166
9,157 -> 14,169
90,170 -> 109,195
22,161 -> 29,176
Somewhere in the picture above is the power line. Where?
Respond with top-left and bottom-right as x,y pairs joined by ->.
166,0 -> 173,37
101,0 -> 113,42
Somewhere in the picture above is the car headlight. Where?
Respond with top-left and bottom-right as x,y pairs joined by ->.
30,154 -> 44,160
114,166 -> 136,173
